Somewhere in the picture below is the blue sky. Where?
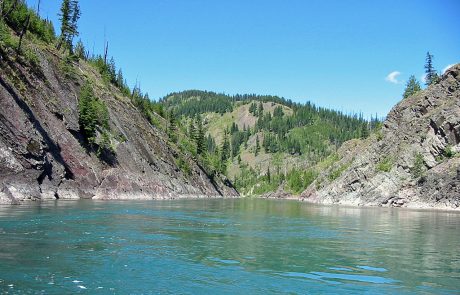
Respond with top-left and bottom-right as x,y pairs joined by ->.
27,0 -> 460,118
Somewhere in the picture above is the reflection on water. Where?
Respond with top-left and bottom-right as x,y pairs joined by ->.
0,199 -> 459,294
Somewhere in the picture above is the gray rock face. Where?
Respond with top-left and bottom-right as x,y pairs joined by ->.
301,64 -> 460,210
0,48 -> 237,204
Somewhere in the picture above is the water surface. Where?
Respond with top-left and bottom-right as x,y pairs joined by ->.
0,199 -> 459,294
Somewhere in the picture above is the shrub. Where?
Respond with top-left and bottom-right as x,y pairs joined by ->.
328,163 -> 350,180
287,168 -> 318,194
60,55 -> 77,79
444,145 -> 455,158
24,48 -> 39,67
253,181 -> 279,195
0,18 -> 18,49
411,153 -> 425,178
376,156 -> 393,172
175,156 -> 191,176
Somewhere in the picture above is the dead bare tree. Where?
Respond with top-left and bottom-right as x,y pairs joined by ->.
17,13 -> 30,53
104,40 -> 108,64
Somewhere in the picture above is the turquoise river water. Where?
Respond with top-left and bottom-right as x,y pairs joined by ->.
0,199 -> 459,294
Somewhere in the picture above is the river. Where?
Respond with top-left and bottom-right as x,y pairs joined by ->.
0,199 -> 458,294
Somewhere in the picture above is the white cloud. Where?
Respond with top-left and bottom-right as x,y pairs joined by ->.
385,71 -> 401,84
442,64 -> 455,74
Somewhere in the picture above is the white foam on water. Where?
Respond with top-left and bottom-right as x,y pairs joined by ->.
78,285 -> 87,289
357,265 -> 387,272
72,280 -> 83,283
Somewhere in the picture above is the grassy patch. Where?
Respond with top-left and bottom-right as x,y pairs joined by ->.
317,153 -> 340,170
376,156 -> 393,172
435,145 -> 457,162
410,152 -> 425,178
328,162 -> 350,181
252,181 -> 279,195
175,156 -> 191,176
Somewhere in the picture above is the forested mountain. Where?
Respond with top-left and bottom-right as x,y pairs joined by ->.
162,90 -> 382,195
5,0 -> 450,206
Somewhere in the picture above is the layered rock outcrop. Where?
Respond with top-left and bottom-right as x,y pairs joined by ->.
301,64 -> 460,210
0,48 -> 237,204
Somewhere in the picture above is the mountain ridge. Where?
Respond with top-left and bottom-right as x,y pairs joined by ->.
162,89 -> 375,196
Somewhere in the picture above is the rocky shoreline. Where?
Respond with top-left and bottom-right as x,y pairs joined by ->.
0,42 -> 238,205
259,190 -> 460,211
300,64 -> 460,211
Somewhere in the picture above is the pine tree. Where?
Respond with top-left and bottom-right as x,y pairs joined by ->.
108,57 -> 116,83
57,0 -> 71,50
57,0 -> 80,51
273,106 -> 284,117
403,75 -> 421,99
116,69 -> 124,88
230,122 -> 238,134
221,131 -> 230,162
255,134 -> 260,156
168,110 -> 177,143
360,123 -> 369,139
267,166 -> 271,183
249,102 -> 257,115
74,39 -> 86,59
188,117 -> 196,140
78,82 -> 109,144
68,0 -> 80,49
258,102 -> 264,116
424,52 -> 439,86
196,115 -> 206,155
206,134 -> 216,153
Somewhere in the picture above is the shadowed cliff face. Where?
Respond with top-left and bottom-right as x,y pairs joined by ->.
302,64 -> 460,210
0,48 -> 237,204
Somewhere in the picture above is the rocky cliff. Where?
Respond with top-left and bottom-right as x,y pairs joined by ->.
0,46 -> 238,204
301,64 -> 460,210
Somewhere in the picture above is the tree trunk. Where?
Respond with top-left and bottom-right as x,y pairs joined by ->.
17,13 -> 30,54
104,41 -> 108,64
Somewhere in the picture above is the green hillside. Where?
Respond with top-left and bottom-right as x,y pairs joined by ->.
162,90 -> 381,195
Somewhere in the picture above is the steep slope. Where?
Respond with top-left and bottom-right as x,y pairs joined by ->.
301,64 -> 460,210
0,29 -> 237,204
